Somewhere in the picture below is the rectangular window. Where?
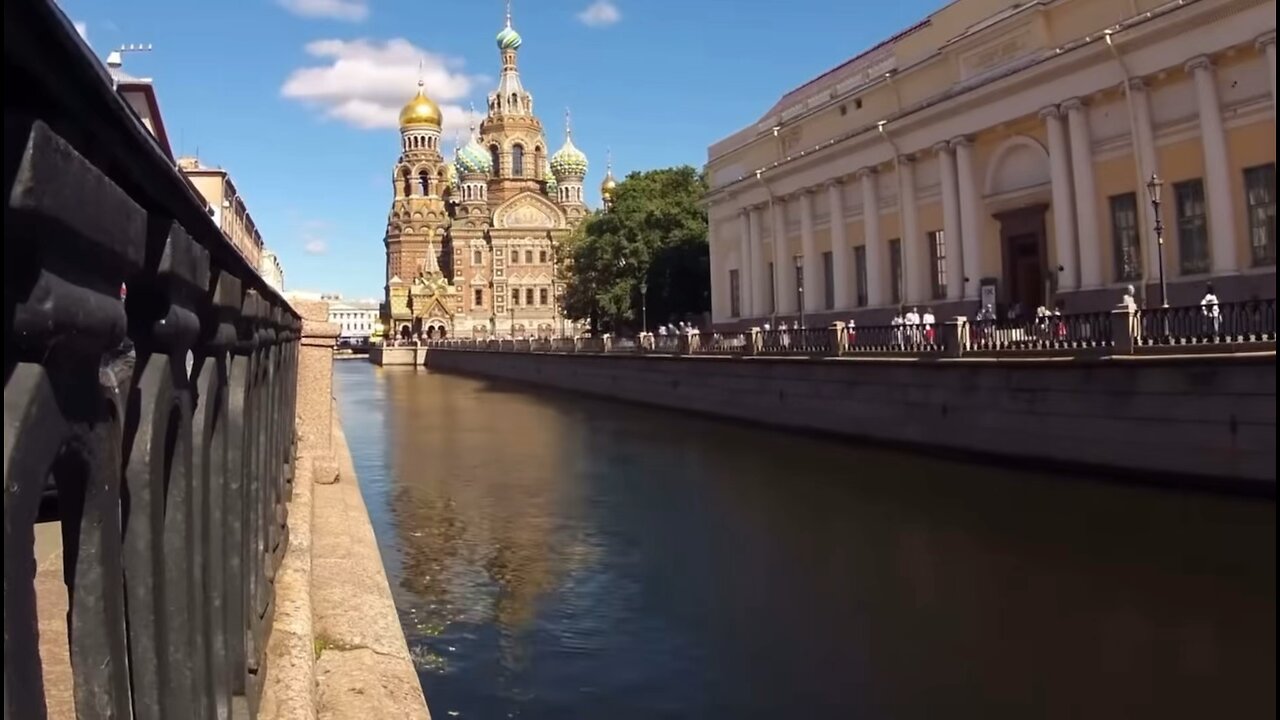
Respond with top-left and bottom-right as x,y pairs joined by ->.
539,288 -> 549,305
1245,163 -> 1276,266
1174,179 -> 1209,275
473,288 -> 484,308
729,269 -> 742,317
794,260 -> 804,312
539,250 -> 548,263
525,250 -> 534,264
1110,192 -> 1142,282
822,251 -> 834,310
526,288 -> 535,305
768,262 -> 776,315
472,248 -> 483,266
888,239 -> 903,306
511,288 -> 520,305
854,246 -> 868,307
927,230 -> 947,300
510,249 -> 518,263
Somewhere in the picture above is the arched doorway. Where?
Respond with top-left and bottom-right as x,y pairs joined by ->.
986,136 -> 1053,312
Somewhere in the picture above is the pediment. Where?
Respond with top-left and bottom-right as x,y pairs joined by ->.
493,192 -> 566,230
418,294 -> 453,320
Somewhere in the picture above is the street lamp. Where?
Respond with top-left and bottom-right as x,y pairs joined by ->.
639,279 -> 648,333
1145,172 -> 1168,308
509,305 -> 516,338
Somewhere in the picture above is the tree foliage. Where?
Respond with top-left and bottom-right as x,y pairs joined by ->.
560,166 -> 709,332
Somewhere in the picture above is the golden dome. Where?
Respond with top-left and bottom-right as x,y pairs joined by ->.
399,83 -> 442,128
601,173 -> 617,196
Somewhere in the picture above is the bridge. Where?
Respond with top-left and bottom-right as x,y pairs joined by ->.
3,2 -> 427,718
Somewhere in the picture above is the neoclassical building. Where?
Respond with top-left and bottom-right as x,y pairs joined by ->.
705,0 -> 1276,328
383,9 -> 597,339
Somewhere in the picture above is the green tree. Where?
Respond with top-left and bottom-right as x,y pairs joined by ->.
560,166 -> 709,333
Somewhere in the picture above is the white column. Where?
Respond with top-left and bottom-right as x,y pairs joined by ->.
1064,98 -> 1103,287
858,168 -> 885,306
1128,79 -> 1162,280
772,198 -> 797,315
898,155 -> 922,303
749,205 -> 769,317
935,142 -> 965,302
738,209 -> 753,317
1041,105 -> 1079,292
828,181 -> 852,309
799,190 -> 821,314
953,136 -> 983,300
1259,33 -> 1277,110
1187,56 -> 1239,273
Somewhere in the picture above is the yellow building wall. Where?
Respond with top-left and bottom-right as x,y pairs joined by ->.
1093,152 -> 1141,284
1156,136 -> 1209,275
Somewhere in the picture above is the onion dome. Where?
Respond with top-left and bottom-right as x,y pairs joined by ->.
454,133 -> 493,176
601,166 -> 617,198
445,163 -> 459,191
544,167 -> 558,196
496,22 -> 522,51
399,81 -> 442,128
550,135 -> 588,179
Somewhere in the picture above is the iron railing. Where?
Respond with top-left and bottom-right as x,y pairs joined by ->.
4,2 -> 300,718
690,331 -> 750,355
844,324 -> 943,354
759,328 -> 832,355
969,311 -> 1112,352
1136,299 -> 1276,346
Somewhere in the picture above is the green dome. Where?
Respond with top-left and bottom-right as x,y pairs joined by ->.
445,163 -> 459,191
550,136 -> 588,179
455,136 -> 492,176
544,167 -> 558,196
496,24 -> 522,51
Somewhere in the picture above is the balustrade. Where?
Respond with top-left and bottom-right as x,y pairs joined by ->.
4,2 -> 301,717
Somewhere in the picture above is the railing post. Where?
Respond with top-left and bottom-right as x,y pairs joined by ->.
292,299 -> 341,460
638,332 -> 653,353
830,321 -> 847,357
677,331 -> 693,355
943,317 -> 968,358
602,335 -> 613,353
747,327 -> 762,356
1111,304 -> 1137,354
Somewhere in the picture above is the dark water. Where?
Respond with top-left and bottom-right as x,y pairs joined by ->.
334,362 -> 1275,720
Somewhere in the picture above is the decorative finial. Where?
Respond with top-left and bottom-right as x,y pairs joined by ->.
468,100 -> 477,133
606,147 -> 613,172
417,57 -> 424,88
565,107 -> 572,139
505,0 -> 513,27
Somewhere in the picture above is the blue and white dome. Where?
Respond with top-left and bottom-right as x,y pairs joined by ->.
550,136 -> 588,179
455,135 -> 492,176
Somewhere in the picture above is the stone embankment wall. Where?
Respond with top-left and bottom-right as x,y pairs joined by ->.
262,299 -> 430,720
426,349 -> 1276,489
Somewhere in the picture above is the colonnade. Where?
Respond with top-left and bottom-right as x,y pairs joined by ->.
731,38 -> 1276,320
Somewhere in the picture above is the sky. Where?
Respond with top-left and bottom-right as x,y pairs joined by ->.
59,0 -> 939,299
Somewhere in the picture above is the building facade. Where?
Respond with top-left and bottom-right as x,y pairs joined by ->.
383,9 -> 592,340
180,156 -> 266,268
259,250 -> 285,293
329,298 -> 381,343
705,0 -> 1276,328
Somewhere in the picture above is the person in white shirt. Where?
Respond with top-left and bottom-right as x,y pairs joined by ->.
921,308 -> 936,345
1200,282 -> 1221,336
903,306 -> 921,345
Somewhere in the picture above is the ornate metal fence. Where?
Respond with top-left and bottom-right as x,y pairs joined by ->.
4,2 -> 300,717
1136,299 -> 1277,346
968,311 -> 1112,352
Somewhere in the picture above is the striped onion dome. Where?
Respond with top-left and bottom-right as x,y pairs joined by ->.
544,167 -> 558,196
550,135 -> 588,179
445,163 -> 459,191
454,135 -> 492,176
496,23 -> 522,51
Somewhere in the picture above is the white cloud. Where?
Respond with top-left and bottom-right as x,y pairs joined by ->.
576,0 -> 621,27
73,20 -> 88,41
278,0 -> 369,22
280,38 -> 485,138
300,220 -> 330,255
303,239 -> 329,255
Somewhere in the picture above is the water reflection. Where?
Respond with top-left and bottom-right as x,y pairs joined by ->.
336,362 -> 1275,719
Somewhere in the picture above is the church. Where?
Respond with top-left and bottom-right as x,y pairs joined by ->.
383,8 -> 617,340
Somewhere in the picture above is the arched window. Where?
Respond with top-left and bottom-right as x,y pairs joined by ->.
418,171 -> 430,196
401,168 -> 411,198
534,145 -> 544,177
512,144 -> 525,177
509,93 -> 518,111
489,145 -> 501,177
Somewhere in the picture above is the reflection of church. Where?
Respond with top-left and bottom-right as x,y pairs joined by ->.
383,6 -> 616,340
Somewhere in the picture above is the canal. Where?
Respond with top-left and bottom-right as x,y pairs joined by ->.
335,362 -> 1275,719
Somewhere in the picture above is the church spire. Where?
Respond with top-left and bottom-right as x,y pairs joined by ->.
490,0 -> 530,117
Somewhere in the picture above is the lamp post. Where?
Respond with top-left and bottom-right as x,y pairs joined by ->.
1145,172 -> 1168,308
639,279 -> 648,333
509,305 -> 516,338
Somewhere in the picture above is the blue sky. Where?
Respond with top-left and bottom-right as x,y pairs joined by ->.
60,0 -> 937,299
